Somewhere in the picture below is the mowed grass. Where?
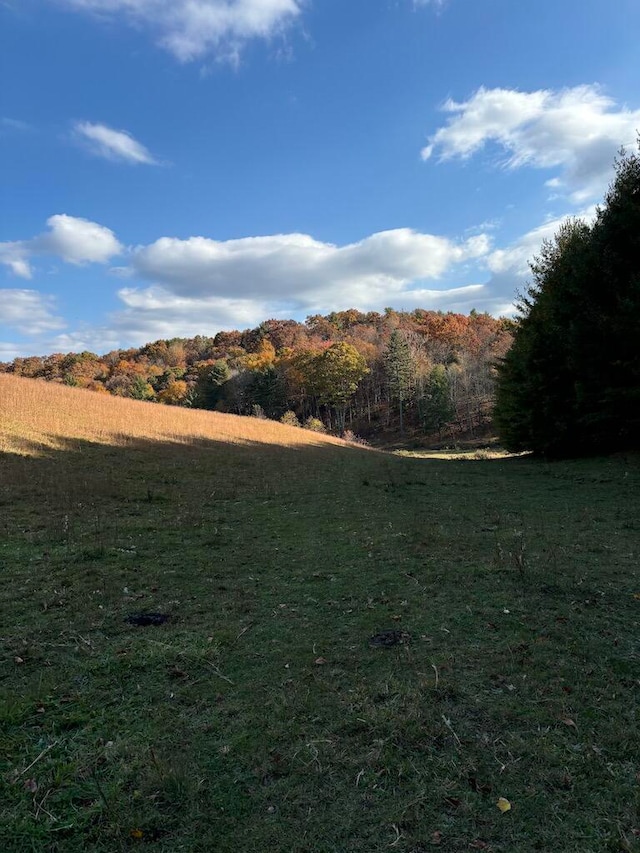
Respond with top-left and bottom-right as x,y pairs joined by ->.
1,375 -> 639,852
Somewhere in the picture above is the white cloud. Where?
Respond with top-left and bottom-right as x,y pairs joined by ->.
103,282 -> 493,350
73,121 -> 159,165
130,228 -> 490,304
478,206 -> 599,314
78,226 -> 490,345
10,213 -> 593,353
53,0 -> 303,62
1,215 -> 123,276
114,289 -> 272,340
422,85 -> 640,202
486,206 -> 597,278
0,243 -> 32,279
33,215 -> 123,265
2,219 -> 499,352
0,289 -> 65,335
0,341 -> 24,360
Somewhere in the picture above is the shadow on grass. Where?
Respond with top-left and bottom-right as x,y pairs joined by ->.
1,432 -> 639,852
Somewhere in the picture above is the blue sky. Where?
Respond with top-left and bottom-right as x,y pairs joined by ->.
2,0 -> 640,359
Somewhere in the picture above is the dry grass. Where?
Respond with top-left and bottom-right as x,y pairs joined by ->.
0,374 -> 347,456
395,448 -> 522,461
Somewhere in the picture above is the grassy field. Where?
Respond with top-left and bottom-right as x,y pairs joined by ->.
1,374 -> 639,852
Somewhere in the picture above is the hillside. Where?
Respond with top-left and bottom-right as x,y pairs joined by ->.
0,308 -> 513,444
1,376 -> 639,852
0,373 -> 350,456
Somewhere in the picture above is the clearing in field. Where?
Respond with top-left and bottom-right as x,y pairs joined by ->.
1,375 -> 639,852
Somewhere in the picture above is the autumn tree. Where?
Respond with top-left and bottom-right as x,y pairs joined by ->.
157,380 -> 189,405
312,342 -> 368,433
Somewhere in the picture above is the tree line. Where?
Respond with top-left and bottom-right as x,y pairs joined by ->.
0,308 -> 513,442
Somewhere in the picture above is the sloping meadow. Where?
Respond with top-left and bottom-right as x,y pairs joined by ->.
1,375 -> 639,852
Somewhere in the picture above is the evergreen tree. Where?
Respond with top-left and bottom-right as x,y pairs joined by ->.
247,365 -> 287,418
194,360 -> 230,409
495,142 -> 640,456
383,330 -> 414,435
421,365 -> 454,439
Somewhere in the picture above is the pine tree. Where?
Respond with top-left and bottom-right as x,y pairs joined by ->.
383,330 -> 414,435
495,142 -> 640,456
421,365 -> 454,439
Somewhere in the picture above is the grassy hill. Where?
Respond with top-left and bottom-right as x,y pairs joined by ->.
1,375 -> 639,852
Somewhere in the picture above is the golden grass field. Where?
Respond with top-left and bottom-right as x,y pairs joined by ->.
0,373 -> 348,456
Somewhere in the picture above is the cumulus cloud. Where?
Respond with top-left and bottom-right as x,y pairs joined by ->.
91,227 -> 488,344
53,0 -> 303,62
34,215 -> 123,264
0,289 -> 65,335
130,228 -> 490,305
73,121 -> 159,165
0,215 -> 122,277
3,211 -> 601,352
2,219 -> 500,351
422,85 -> 640,202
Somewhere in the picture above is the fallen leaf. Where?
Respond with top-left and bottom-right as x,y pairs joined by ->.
497,797 -> 511,812
130,829 -> 144,839
314,657 -> 327,665
561,718 -> 577,729
431,830 -> 443,845
24,778 -> 38,793
14,656 -> 24,665
633,594 -> 640,601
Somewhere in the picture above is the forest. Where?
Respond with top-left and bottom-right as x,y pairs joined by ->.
0,308 -> 513,443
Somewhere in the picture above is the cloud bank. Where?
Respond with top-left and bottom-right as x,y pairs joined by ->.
54,0 -> 304,62
3,209 -> 600,355
422,85 -> 640,202
111,228 -> 491,342
130,229 -> 490,302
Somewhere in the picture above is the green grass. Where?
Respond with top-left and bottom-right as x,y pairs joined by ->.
1,434 -> 639,852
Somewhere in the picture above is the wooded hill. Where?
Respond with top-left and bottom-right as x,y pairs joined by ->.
0,309 -> 513,443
